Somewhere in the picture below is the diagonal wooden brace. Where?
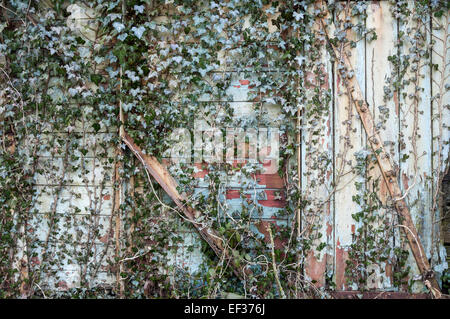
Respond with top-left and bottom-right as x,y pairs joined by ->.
317,1 -> 441,298
120,130 -> 248,280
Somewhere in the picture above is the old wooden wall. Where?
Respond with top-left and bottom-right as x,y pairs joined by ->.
23,0 -> 449,295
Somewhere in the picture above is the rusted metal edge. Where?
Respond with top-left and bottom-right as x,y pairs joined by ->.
317,0 -> 441,298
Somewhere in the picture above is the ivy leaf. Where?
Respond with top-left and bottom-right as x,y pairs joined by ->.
90,74 -> 103,85
122,103 -> 134,112
172,56 -> 183,64
108,0 -> 120,10
134,5 -> 145,14
125,70 -> 139,82
117,33 -> 128,41
317,242 -> 327,251
294,55 -> 306,66
92,123 -> 101,132
434,10 -> 444,18
131,26 -> 146,39
293,11 -> 304,21
68,88 -> 79,97
113,22 -> 125,33
78,47 -> 90,58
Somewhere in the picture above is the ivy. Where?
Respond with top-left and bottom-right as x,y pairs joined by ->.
0,0 -> 448,299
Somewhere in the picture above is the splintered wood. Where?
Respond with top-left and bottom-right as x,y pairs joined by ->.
120,131 -> 248,279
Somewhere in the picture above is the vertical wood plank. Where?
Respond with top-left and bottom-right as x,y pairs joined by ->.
365,0 -> 399,290
431,7 -> 450,273
303,7 -> 335,288
398,0 -> 433,292
333,4 -> 366,291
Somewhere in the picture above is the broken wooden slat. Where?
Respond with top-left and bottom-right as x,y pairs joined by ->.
120,131 -> 247,279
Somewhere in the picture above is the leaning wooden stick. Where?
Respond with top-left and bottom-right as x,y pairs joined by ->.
317,1 -> 441,298
120,130 -> 248,280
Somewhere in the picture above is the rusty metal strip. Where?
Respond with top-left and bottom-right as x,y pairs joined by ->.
317,1 -> 441,298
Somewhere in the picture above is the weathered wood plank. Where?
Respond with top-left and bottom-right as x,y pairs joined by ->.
431,4 -> 450,273
320,0 -> 441,297
34,186 -> 113,215
332,4 -> 366,290
35,157 -> 114,187
365,0 -> 399,289
302,7 -> 335,288
21,1 -> 448,295
398,0 -> 434,293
